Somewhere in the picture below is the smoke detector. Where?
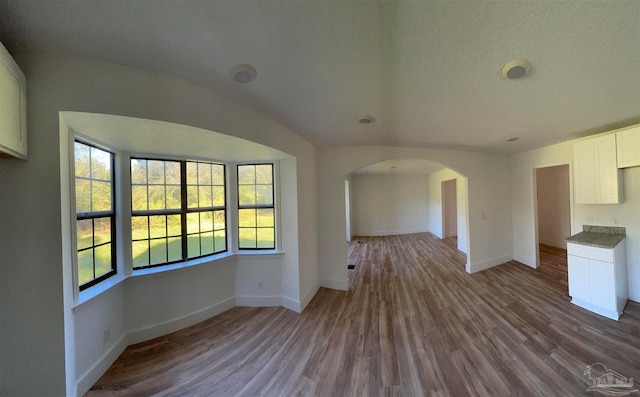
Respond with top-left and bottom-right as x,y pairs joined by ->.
231,64 -> 257,83
358,115 -> 376,124
501,59 -> 532,79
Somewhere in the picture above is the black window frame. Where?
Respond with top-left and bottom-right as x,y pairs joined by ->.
130,157 -> 228,270
74,140 -> 117,291
237,163 -> 276,250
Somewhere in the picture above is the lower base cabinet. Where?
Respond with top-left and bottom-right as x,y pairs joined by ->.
567,240 -> 627,320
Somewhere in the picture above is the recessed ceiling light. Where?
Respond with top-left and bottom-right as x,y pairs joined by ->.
230,63 -> 257,83
501,59 -> 531,79
358,115 -> 376,124
506,137 -> 519,142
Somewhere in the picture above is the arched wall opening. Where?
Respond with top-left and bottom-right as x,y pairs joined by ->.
346,159 -> 469,265
318,146 -> 513,291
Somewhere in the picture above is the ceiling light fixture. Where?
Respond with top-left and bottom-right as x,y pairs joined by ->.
501,59 -> 531,79
358,115 -> 376,124
230,63 -> 257,83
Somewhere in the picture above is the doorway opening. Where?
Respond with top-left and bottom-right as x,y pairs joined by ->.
442,179 -> 458,250
533,164 -> 571,289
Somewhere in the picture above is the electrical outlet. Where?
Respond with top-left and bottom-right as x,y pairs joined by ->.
258,281 -> 264,289
103,327 -> 110,344
586,215 -> 594,222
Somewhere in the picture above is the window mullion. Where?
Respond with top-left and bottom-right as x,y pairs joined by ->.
181,161 -> 188,261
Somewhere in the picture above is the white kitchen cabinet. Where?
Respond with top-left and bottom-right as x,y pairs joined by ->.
574,134 -> 623,204
567,240 -> 627,320
0,40 -> 27,159
616,125 -> 640,168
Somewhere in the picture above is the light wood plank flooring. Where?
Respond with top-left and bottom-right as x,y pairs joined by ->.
88,233 -> 640,396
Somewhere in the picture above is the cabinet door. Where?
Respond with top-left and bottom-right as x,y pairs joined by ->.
568,255 -> 590,302
595,135 -> 622,204
616,126 -> 640,168
0,40 -> 27,159
589,259 -> 616,311
574,139 -> 597,204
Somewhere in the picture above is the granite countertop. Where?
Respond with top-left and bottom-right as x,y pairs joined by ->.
565,225 -> 626,249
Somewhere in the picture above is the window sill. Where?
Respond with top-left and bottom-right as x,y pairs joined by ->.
75,274 -> 126,309
131,251 -> 236,279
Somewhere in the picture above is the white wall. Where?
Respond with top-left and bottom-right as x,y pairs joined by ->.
511,136 -> 640,302
0,54 -> 319,396
318,147 -> 512,290
351,174 -> 429,236
428,169 -> 469,253
536,165 -> 571,249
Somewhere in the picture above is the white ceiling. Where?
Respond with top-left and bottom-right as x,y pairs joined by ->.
1,0 -> 639,154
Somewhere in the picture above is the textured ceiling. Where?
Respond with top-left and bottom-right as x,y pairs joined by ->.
1,0 -> 639,154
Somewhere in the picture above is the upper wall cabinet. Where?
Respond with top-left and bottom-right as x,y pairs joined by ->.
0,40 -> 27,159
574,134 -> 623,204
616,125 -> 640,168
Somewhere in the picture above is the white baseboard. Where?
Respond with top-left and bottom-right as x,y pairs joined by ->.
300,280 -> 321,312
353,228 -> 429,237
76,334 -> 128,397
235,295 -> 282,307
468,254 -> 513,274
127,296 -> 236,345
281,295 -> 302,313
539,238 -> 567,250
322,278 -> 348,291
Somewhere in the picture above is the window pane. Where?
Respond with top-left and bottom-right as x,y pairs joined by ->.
167,214 -> 181,237
77,219 -> 93,250
148,186 -> 166,210
187,213 -> 199,234
186,162 -> 197,185
91,148 -> 111,181
257,228 -> 275,248
238,186 -> 255,206
75,142 -> 90,178
147,160 -> 165,185
150,239 -> 167,265
239,209 -> 256,227
131,159 -> 147,184
212,186 -> 225,207
256,209 -> 274,227
149,216 -> 167,239
131,216 -> 149,240
166,185 -> 181,209
187,186 -> 198,208
94,244 -> 112,277
92,181 -> 112,211
238,165 -> 255,185
198,163 -> 211,184
212,165 -> 224,185
168,237 -> 182,262
78,249 -> 94,285
94,218 -> 112,245
239,228 -> 257,249
132,241 -> 149,267
214,230 -> 226,252
131,185 -> 148,211
76,180 -> 91,213
198,185 -> 212,208
187,234 -> 200,258
201,232 -> 214,255
256,185 -> 273,206
165,162 -> 181,185
213,210 -> 225,230
200,211 -> 213,232
255,165 -> 272,184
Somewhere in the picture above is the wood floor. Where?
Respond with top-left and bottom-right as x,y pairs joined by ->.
88,233 -> 640,396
